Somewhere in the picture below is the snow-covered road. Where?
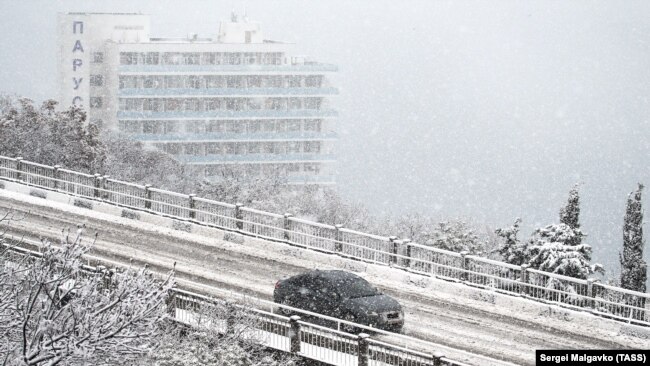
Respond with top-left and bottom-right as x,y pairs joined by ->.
0,190 -> 646,366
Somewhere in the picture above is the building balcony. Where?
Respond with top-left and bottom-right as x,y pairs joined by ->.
119,64 -> 338,74
117,109 -> 338,120
118,87 -> 338,97
175,153 -> 336,164
130,131 -> 338,142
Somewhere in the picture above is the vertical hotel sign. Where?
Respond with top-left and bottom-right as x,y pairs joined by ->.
71,19 -> 85,107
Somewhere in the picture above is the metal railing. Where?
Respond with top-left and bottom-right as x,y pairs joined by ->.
0,245 -> 468,366
0,155 -> 648,326
168,288 -> 467,366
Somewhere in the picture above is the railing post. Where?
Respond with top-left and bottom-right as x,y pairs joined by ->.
289,315 -> 301,354
188,194 -> 196,219
358,333 -> 370,366
93,173 -> 102,198
460,251 -> 469,281
225,302 -> 236,333
519,264 -> 529,296
283,213 -> 292,240
335,224 -> 343,252
235,203 -> 244,230
101,175 -> 109,200
587,278 -> 595,309
389,236 -> 398,266
165,289 -> 176,317
144,184 -> 152,209
52,165 -> 61,189
403,239 -> 412,268
432,351 -> 445,366
15,157 -> 23,181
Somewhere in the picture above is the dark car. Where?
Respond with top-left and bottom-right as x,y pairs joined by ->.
273,270 -> 404,332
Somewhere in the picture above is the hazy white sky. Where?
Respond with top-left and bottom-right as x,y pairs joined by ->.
0,0 -> 648,276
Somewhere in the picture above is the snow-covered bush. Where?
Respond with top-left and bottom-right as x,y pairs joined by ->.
526,223 -> 603,279
0,97 -> 105,173
0,221 -> 174,365
381,214 -> 485,254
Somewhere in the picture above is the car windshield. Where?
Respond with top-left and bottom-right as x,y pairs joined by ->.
332,276 -> 379,299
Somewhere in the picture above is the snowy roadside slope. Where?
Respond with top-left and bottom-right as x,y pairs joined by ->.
0,184 -> 648,365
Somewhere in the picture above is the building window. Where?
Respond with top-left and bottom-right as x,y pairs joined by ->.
186,76 -> 203,89
305,76 -> 322,88
247,120 -> 261,133
119,76 -> 137,89
183,53 -> 200,65
247,76 -> 261,88
304,98 -> 321,110
183,99 -> 201,111
287,142 -> 301,153
89,74 -> 104,87
304,119 -> 321,132
142,99 -> 162,112
235,143 -> 246,155
304,163 -> 320,174
119,121 -> 141,134
119,52 -> 138,65
206,120 -> 224,133
287,76 -> 302,88
274,142 -> 287,154
162,53 -> 182,65
206,143 -> 222,155
143,52 -> 159,65
165,76 -> 183,88
185,144 -> 202,155
247,142 -> 261,154
91,52 -> 104,64
89,97 -> 103,109
204,99 -> 221,111
262,120 -> 275,132
275,120 -> 286,132
304,141 -> 321,153
143,121 -> 162,134
226,76 -> 242,88
185,120 -> 205,134
143,76 -> 162,88
165,99 -> 181,111
287,120 -> 301,132
163,144 -> 181,155
206,76 -> 224,88
288,98 -> 302,110
164,121 -> 179,134
227,53 -> 241,65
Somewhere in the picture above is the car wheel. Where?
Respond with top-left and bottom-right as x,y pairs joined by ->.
341,313 -> 358,334
277,299 -> 293,316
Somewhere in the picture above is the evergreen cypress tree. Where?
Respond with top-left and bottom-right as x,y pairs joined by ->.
560,184 -> 580,229
559,184 -> 583,246
620,184 -> 646,293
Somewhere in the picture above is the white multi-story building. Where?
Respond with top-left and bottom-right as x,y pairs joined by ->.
57,12 -> 338,185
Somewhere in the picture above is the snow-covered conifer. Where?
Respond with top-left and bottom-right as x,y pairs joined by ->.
527,223 -> 603,279
619,184 -> 646,293
559,184 -> 583,246
495,218 -> 528,265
